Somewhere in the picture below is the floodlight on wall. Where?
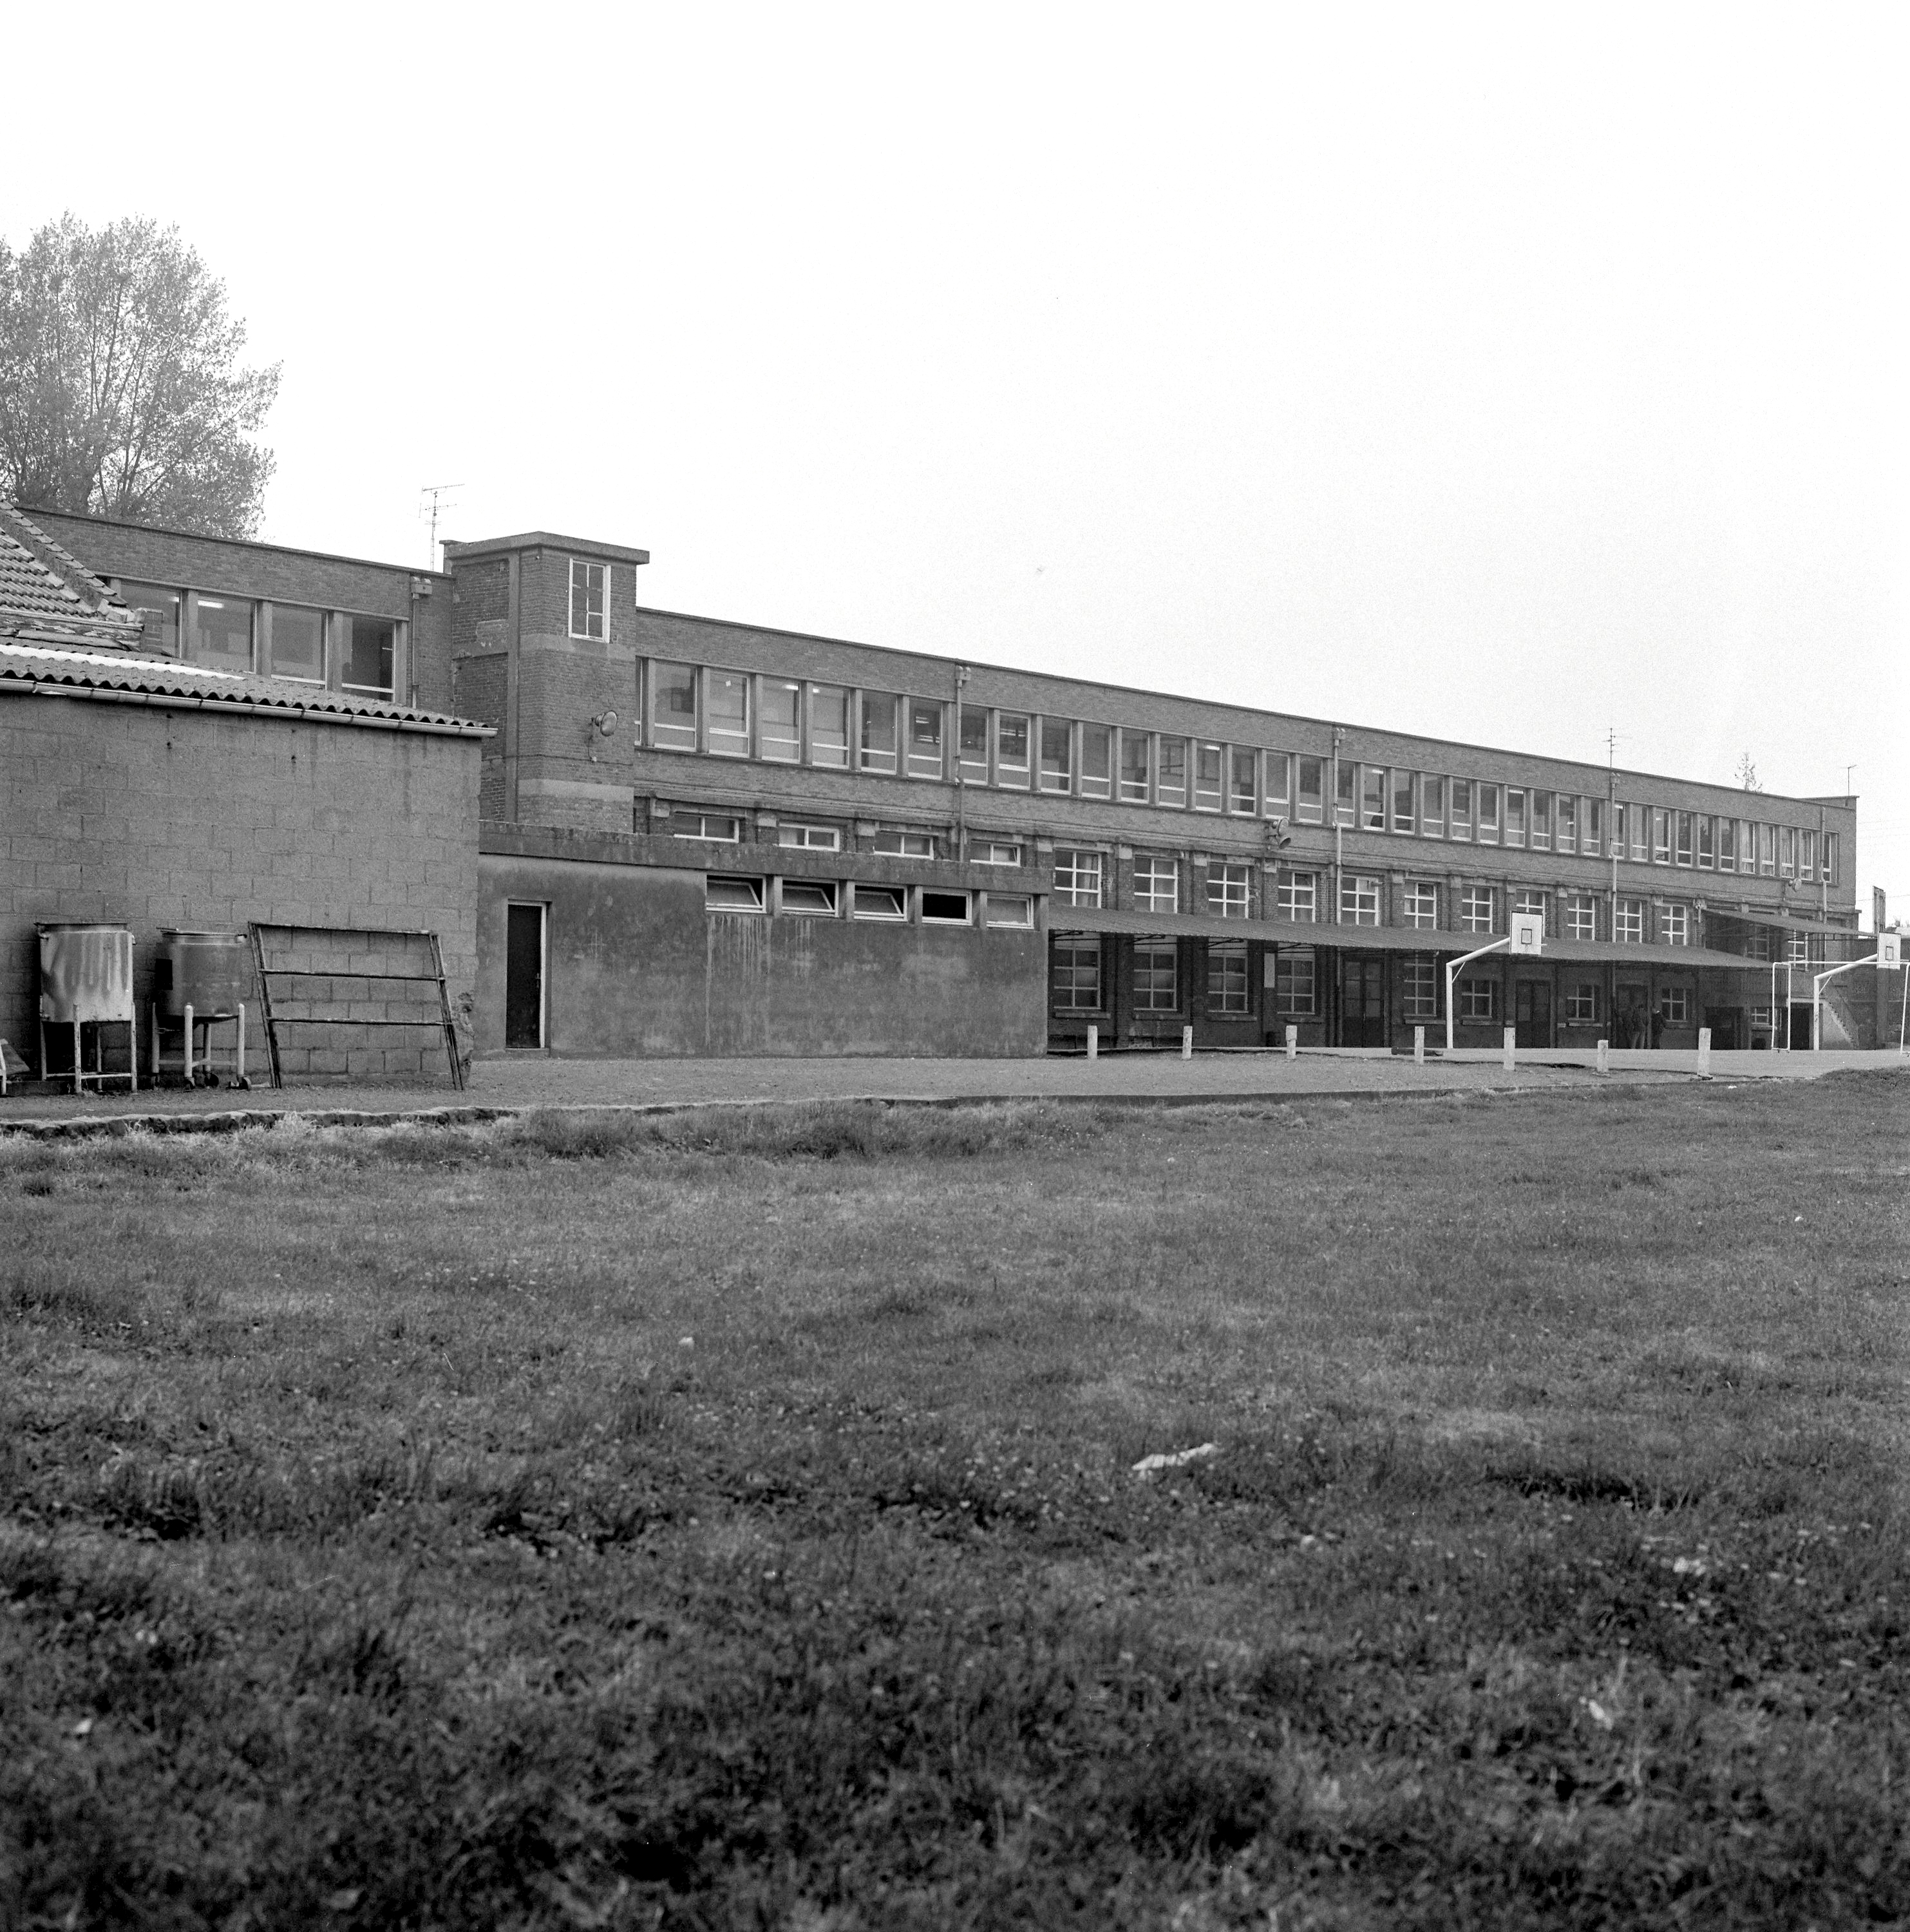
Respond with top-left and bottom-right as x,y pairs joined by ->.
587,709 -> 619,762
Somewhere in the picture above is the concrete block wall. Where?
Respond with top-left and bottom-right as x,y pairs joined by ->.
1,692 -> 480,1084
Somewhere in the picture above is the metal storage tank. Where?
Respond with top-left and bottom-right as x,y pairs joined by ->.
154,931 -> 252,1019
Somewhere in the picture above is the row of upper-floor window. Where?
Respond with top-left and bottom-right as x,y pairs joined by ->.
1054,851 -> 1721,946
111,580 -> 401,697
636,661 -> 1837,878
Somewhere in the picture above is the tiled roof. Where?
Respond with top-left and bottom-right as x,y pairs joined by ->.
0,639 -> 491,737
0,500 -> 146,648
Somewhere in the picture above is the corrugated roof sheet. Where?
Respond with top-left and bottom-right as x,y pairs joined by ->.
0,639 -> 491,736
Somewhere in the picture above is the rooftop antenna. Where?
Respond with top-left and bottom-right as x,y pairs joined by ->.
419,483 -> 463,570
1844,762 -> 1857,799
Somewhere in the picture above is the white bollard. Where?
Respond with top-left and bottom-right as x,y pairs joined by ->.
1697,1025 -> 1710,1077
1502,1026 -> 1515,1072
1181,1024 -> 1193,1061
1414,1024 -> 1424,1065
1596,1037 -> 1608,1075
184,1003 -> 195,1085
1285,1025 -> 1298,1061
237,1002 -> 247,1084
1086,1023 -> 1097,1061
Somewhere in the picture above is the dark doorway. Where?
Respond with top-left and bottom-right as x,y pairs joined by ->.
1705,1007 -> 1741,1050
1339,956 -> 1385,1046
506,903 -> 545,1049
1788,1003 -> 1813,1051
1515,979 -> 1551,1049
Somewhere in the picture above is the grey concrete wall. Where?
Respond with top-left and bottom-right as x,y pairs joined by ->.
475,850 -> 1047,1059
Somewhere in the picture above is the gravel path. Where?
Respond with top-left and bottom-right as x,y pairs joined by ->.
3,1045 -> 1894,1137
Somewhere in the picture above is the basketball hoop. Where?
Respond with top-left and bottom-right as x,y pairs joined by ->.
1508,913 -> 1545,956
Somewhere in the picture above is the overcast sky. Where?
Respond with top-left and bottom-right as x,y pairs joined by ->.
10,3 -> 1906,917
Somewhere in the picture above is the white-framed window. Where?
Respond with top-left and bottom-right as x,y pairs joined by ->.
706,670 -> 750,757
1459,885 -> 1496,934
760,679 -> 801,761
1585,799 -> 1605,857
1696,815 -> 1714,869
1564,983 -> 1600,1025
1263,750 -> 1292,817
1556,794 -> 1576,855
1403,954 -> 1438,1021
1053,849 -> 1104,908
1079,723 -> 1113,799
1133,942 -> 1178,1012
1825,833 -> 1839,884
907,699 -> 945,780
1133,857 -> 1178,914
860,692 -> 900,774
1659,986 -> 1690,1025
1039,719 -> 1073,794
1207,863 -> 1250,920
1421,773 -> 1446,837
1274,947 -> 1316,1016
1340,873 -> 1381,925
1052,940 -> 1102,1010
1392,770 -> 1415,835
1157,737 -> 1188,809
1757,824 -> 1776,876
779,880 -> 838,916
648,661 -> 699,751
1676,812 -> 1695,867
1119,730 -> 1151,803
1565,894 -> 1597,941
1801,829 -> 1818,880
1230,748 -> 1257,815
674,811 -> 741,842
1295,755 -> 1324,824
1195,742 -> 1224,811
779,822 -> 841,851
1513,889 -> 1546,926
1616,896 -> 1645,943
1718,818 -> 1738,871
984,893 -> 1033,929
1276,867 -> 1316,922
1361,764 -> 1386,831
958,706 -> 989,782
1207,942 -> 1249,1014
1530,791 -> 1551,852
1459,978 -> 1497,1023
569,560 -> 607,640
873,829 -> 936,858
995,712 -> 1030,785
1660,902 -> 1690,947
267,602 -> 326,683
1450,779 -> 1473,839
706,875 -> 764,912
1477,784 -> 1500,844
1652,808 -> 1672,864
1402,880 -> 1439,929
920,889 -> 972,925
1505,788 -> 1527,849
1779,826 -> 1797,878
809,685 -> 850,768
972,840 -> 1023,867
851,884 -> 908,921
117,580 -> 184,657
1631,808 -> 1650,863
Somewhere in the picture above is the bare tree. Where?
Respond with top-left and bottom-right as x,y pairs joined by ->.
1734,752 -> 1763,793
0,214 -> 280,538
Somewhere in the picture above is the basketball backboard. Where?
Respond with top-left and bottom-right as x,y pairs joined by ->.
1880,932 -> 1903,969
1508,912 -> 1545,956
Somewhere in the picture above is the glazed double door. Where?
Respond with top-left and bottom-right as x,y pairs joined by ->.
1514,979 -> 1551,1049
1339,958 -> 1386,1047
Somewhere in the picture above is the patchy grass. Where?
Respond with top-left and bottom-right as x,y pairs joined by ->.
3,1074 -> 1908,1929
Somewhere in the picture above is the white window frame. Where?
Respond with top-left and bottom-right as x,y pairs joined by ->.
1564,983 -> 1600,1025
873,829 -> 936,858
1053,849 -> 1104,909
1402,954 -> 1438,1021
973,840 -> 1023,867
1133,942 -> 1179,1013
919,888 -> 972,926
569,560 -> 607,641
1133,857 -> 1179,915
1207,941 -> 1249,1014
851,884 -> 908,921
1206,863 -> 1250,920
705,668 -> 751,758
1616,896 -> 1645,943
1459,978 -> 1497,1023
1565,895 -> 1596,942
983,893 -> 1033,929
1276,867 -> 1317,923
778,822 -> 842,852
1660,902 -> 1690,947
706,875 -> 765,913
1459,885 -> 1495,934
778,879 -> 839,917
1659,985 -> 1690,1025
1052,939 -> 1103,1011
1401,880 -> 1439,929
1274,947 -> 1316,1016
1339,873 -> 1381,926
674,811 -> 741,843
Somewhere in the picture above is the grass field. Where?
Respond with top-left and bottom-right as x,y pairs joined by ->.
3,1072 -> 1908,1930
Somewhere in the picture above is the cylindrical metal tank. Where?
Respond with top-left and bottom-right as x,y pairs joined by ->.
37,925 -> 135,1024
154,930 -> 252,1021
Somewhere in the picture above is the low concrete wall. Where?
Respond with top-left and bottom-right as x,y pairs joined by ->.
476,850 -> 1047,1058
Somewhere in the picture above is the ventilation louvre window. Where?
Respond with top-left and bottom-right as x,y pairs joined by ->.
852,885 -> 907,921
706,875 -> 764,913
780,880 -> 838,916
